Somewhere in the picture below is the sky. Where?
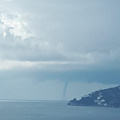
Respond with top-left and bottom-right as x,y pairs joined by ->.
0,0 -> 120,100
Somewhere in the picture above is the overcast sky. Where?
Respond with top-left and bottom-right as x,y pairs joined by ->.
0,0 -> 120,100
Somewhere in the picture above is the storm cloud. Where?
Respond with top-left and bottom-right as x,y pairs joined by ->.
0,0 -> 120,100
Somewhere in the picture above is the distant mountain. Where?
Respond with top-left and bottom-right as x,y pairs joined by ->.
68,86 -> 120,108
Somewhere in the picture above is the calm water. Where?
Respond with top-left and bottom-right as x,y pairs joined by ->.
0,100 -> 120,120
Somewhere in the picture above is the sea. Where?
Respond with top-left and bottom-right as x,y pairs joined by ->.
0,100 -> 120,120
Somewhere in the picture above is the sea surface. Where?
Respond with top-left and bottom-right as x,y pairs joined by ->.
0,100 -> 120,120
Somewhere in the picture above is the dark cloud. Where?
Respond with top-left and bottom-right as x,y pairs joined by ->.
0,0 -> 120,99
0,68 -> 120,85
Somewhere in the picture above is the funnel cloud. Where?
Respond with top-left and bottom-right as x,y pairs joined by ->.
63,81 -> 69,100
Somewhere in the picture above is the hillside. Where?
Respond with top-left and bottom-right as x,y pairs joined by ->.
68,86 -> 120,107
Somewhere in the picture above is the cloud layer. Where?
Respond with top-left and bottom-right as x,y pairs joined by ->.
0,0 -> 120,99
